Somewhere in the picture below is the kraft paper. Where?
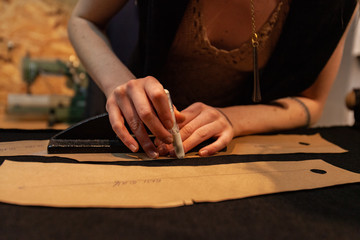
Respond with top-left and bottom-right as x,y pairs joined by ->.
0,159 -> 359,208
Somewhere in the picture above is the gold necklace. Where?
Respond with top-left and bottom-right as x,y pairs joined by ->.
250,0 -> 261,102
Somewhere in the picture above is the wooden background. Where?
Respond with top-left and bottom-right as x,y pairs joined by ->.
0,0 -> 78,128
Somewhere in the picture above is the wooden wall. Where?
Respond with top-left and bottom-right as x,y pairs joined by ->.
0,0 -> 78,117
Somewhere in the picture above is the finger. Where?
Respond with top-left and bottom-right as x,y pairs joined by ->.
178,106 -> 213,143
177,102 -> 203,129
115,91 -> 159,159
144,82 -> 174,130
181,121 -> 223,153
154,137 -> 172,156
106,102 -> 139,153
126,81 -> 173,144
157,143 -> 170,156
198,133 -> 232,157
174,106 -> 186,124
132,120 -> 159,159
154,137 -> 162,147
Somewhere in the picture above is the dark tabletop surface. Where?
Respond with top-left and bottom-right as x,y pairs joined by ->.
1,126 -> 360,240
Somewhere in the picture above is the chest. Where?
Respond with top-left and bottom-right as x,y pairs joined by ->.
201,0 -> 279,50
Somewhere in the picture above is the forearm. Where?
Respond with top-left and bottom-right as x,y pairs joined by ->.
68,16 -> 135,97
222,8 -> 353,138
220,96 -> 322,137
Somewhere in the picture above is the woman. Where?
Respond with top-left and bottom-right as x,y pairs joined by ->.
68,0 -> 357,159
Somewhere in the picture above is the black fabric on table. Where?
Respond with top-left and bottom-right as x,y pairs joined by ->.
1,127 -> 360,240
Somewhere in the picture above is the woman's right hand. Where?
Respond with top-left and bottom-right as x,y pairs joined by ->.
105,76 -> 176,159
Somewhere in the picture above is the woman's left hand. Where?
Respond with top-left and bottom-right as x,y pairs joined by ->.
157,102 -> 234,157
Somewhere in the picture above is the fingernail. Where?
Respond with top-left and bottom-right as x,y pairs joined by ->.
129,144 -> 137,152
199,149 -> 209,157
165,120 -> 174,130
148,150 -> 159,159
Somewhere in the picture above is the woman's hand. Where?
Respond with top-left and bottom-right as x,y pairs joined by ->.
179,103 -> 234,156
105,76 -> 175,159
157,102 -> 234,157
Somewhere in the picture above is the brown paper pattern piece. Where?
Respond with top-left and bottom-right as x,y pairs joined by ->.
0,159 -> 359,208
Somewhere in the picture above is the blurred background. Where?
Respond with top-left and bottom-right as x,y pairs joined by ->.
0,0 -> 80,129
0,0 -> 359,130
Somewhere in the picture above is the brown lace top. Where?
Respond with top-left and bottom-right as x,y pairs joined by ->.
159,0 -> 290,109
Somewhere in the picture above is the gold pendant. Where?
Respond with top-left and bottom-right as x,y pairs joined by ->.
252,33 -> 261,102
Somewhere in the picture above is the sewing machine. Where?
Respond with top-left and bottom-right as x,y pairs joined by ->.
7,55 -> 88,126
